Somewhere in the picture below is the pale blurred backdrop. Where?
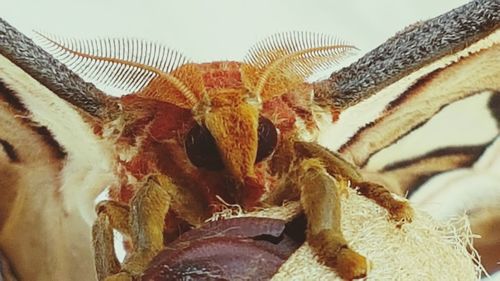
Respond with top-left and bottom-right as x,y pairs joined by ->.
3,0 -> 468,64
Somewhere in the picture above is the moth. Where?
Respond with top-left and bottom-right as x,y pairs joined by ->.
0,0 -> 499,280
33,27 -> 419,280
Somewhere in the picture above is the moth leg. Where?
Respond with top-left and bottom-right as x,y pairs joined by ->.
94,176 -> 171,281
298,159 -> 368,280
95,200 -> 131,237
119,177 -> 171,278
354,182 -> 413,223
295,141 -> 413,223
92,213 -> 121,281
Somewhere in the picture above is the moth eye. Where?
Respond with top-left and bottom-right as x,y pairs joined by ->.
256,116 -> 278,163
185,124 -> 225,170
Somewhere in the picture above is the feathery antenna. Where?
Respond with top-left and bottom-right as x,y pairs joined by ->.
242,31 -> 356,101
34,32 -> 199,108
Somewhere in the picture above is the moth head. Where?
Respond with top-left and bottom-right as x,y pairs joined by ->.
185,96 -> 278,181
36,32 -> 354,183
132,32 -> 356,183
184,32 -> 355,182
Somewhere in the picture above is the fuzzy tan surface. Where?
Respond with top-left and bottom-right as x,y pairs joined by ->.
217,188 -> 483,280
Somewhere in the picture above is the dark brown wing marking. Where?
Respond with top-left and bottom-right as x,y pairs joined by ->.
365,143 -> 493,196
488,92 -> 500,129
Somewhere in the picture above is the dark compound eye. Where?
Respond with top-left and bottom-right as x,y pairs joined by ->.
256,116 -> 278,163
185,123 -> 225,170
185,116 -> 278,170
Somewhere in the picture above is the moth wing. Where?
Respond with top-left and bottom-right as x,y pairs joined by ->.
314,2 -> 499,273
0,18 -> 117,281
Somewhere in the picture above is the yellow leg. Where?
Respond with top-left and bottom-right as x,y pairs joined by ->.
295,141 -> 413,223
92,176 -> 172,280
294,141 -> 363,183
355,181 -> 413,223
298,159 -> 368,280
95,200 -> 131,237
120,177 -> 171,276
92,213 -> 121,281
265,141 -> 414,279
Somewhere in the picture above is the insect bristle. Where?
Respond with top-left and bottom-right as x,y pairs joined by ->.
34,32 -> 191,94
244,31 -> 356,71
242,31 -> 357,100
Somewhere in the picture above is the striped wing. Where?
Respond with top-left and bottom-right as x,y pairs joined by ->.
0,18 -> 118,281
314,0 -> 499,273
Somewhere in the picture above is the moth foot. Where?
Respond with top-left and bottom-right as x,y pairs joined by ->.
335,246 -> 369,280
388,200 -> 414,225
355,181 -> 414,225
310,231 -> 368,280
